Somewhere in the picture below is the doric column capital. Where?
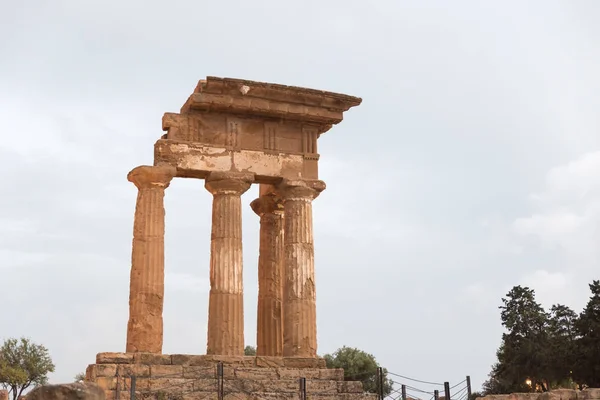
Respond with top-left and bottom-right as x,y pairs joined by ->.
127,165 -> 177,190
205,172 -> 254,196
250,193 -> 284,216
277,179 -> 326,201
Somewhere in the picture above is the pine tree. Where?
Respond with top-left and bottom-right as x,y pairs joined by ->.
484,286 -> 550,393
546,304 -> 578,388
573,280 -> 600,387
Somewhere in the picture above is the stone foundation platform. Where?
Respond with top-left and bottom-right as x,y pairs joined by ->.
86,353 -> 378,400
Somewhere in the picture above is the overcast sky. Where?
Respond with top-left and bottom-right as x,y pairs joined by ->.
2,0 -> 600,395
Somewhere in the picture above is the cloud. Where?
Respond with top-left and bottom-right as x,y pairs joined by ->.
514,151 -> 600,259
509,151 -> 600,310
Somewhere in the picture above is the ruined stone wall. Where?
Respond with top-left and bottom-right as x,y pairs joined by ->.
85,352 -> 376,400
478,388 -> 600,400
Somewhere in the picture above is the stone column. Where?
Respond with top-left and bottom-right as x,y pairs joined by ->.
205,172 -> 254,355
126,165 -> 176,354
251,185 -> 285,357
278,179 -> 326,358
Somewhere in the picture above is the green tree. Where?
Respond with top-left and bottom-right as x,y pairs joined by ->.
573,280 -> 600,388
484,286 -> 550,394
546,304 -> 578,388
0,337 -> 55,400
74,372 -> 86,383
244,346 -> 256,356
323,346 -> 393,396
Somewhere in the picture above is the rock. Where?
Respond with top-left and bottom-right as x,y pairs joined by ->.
0,389 -> 8,400
581,389 -> 600,400
27,382 -> 105,400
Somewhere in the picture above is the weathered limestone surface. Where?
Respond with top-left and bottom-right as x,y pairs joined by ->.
251,184 -> 285,357
27,382 -> 105,400
154,141 -> 315,181
205,172 -> 254,356
94,352 -> 328,368
278,179 -> 326,357
86,353 -> 376,400
157,77 -> 362,182
126,165 -> 176,354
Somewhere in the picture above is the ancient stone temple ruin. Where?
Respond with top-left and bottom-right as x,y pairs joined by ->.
85,77 -> 369,399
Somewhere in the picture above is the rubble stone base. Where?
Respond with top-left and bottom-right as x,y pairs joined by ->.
27,382 -> 106,400
86,353 -> 378,400
478,389 -> 600,400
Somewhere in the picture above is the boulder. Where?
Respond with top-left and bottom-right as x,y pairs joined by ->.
27,382 -> 105,400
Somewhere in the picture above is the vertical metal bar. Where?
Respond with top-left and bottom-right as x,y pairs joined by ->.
115,369 -> 120,400
444,382 -> 450,400
466,376 -> 472,400
434,390 -> 439,400
377,367 -> 384,400
217,362 -> 224,400
130,375 -> 136,400
299,377 -> 307,400
401,384 -> 407,400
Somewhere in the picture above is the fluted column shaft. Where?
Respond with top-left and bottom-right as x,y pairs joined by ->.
205,172 -> 254,356
126,165 -> 176,354
251,185 -> 285,357
278,179 -> 326,358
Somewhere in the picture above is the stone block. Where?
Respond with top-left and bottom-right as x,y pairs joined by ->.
306,380 -> 343,394
133,353 -> 172,365
93,364 -> 117,378
222,393 -> 296,400
96,353 -> 134,364
311,394 -> 378,400
118,364 -> 150,378
581,389 -> 600,400
320,368 -> 345,381
130,377 -> 150,390
283,357 -> 326,368
181,393 -> 219,400
234,367 -> 279,380
337,381 -> 365,393
277,367 -> 321,380
172,354 -> 209,366
231,379 -> 299,393
183,366 -> 218,379
150,364 -> 184,378
86,365 -> 97,381
538,390 -> 578,400
95,377 -> 117,390
193,379 -> 219,392
208,355 -> 256,367
256,356 -> 285,368
149,378 -> 195,393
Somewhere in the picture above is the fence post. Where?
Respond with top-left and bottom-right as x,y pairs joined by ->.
444,382 -> 450,400
466,376 -> 472,400
299,377 -> 307,400
130,375 -> 136,400
217,361 -> 224,400
377,367 -> 384,400
434,390 -> 439,400
401,384 -> 407,400
115,369 -> 120,400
